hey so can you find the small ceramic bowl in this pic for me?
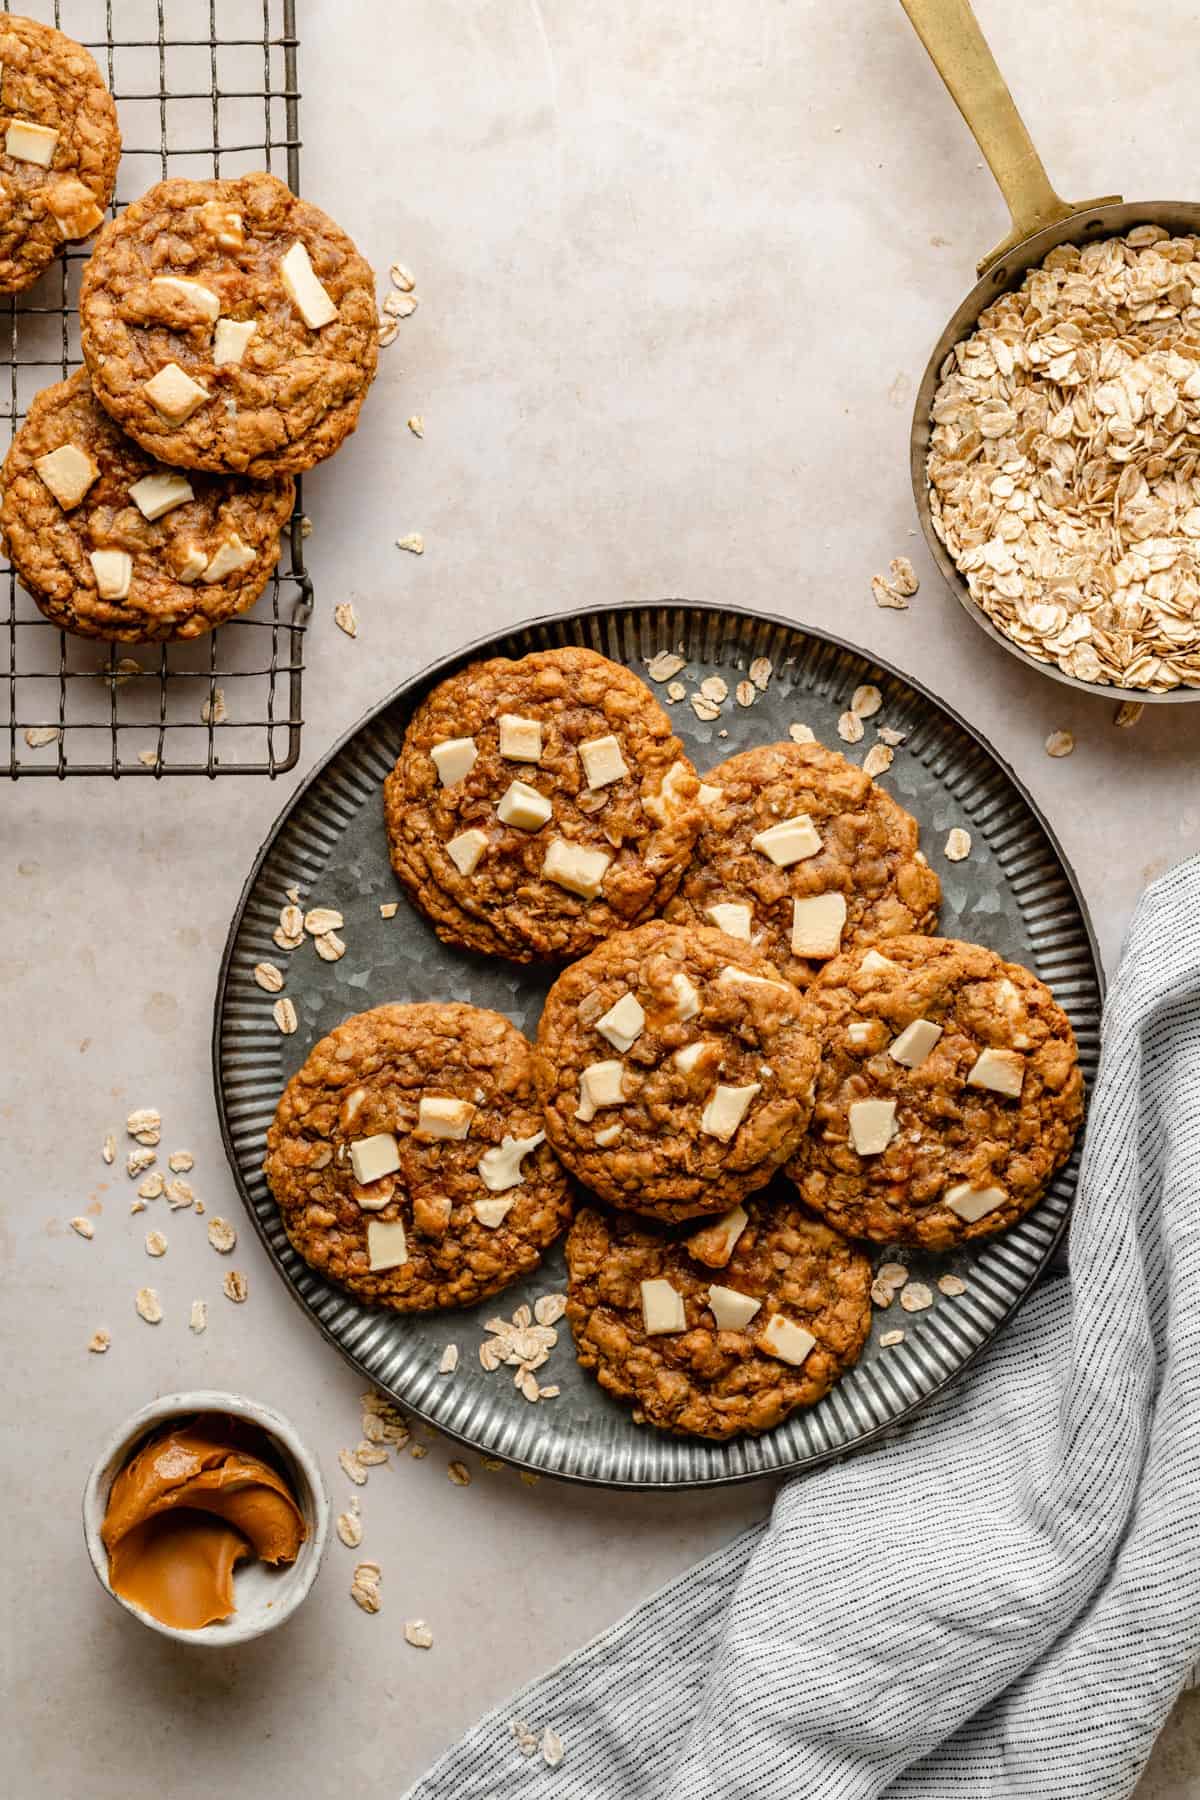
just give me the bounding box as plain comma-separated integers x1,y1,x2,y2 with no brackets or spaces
82,1389,329,1645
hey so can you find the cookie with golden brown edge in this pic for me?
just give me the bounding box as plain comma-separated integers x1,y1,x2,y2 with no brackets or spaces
79,172,377,477
0,16,120,293
534,919,821,1222
565,1198,872,1440
384,647,704,962
0,370,294,641
263,1003,573,1313
786,935,1084,1250
665,740,941,985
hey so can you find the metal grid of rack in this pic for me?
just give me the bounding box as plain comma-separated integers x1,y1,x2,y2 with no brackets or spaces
3,0,310,779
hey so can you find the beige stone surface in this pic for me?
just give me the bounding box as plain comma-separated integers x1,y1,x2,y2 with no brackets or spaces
2,0,1198,1793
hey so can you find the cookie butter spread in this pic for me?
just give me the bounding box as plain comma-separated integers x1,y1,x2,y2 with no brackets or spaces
101,1414,306,1630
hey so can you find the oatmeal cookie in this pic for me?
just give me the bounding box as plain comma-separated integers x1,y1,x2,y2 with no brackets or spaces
786,936,1084,1250
0,16,120,294
666,740,941,985
534,919,820,1221
79,172,377,476
0,369,294,641
264,1003,573,1312
565,1198,872,1439
384,648,704,962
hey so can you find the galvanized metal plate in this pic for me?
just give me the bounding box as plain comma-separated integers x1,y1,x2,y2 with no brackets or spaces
213,601,1101,1489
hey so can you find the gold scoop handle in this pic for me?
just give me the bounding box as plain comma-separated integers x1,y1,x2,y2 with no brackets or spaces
899,0,1120,274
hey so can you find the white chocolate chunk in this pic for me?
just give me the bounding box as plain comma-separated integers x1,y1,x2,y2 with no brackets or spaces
686,1204,749,1269
640,1278,687,1336
758,1313,816,1367
213,317,257,365
417,1096,475,1140
201,533,256,582
848,1098,897,1156
5,120,57,166
578,733,629,790
995,978,1033,1048
673,1039,717,1074
697,783,723,807
280,240,338,328
446,827,488,876
498,713,542,762
431,736,478,787
33,443,99,510
700,1081,760,1142
888,1019,943,1069
967,1047,1025,1098
174,545,208,584
718,965,790,995
350,1134,401,1185
707,1285,762,1331
944,1181,1008,1223
128,471,194,521
477,1131,544,1193
860,949,899,976
352,1178,394,1212
705,902,752,941
497,779,552,831
143,362,211,423
642,758,692,823
751,813,822,866
199,200,244,247
596,991,645,1053
45,177,103,238
575,1060,625,1121
846,1021,875,1048
791,893,847,959
594,1122,622,1146
149,275,221,322
542,838,610,901
670,971,701,1021
367,1219,409,1272
473,1194,516,1228
89,549,132,600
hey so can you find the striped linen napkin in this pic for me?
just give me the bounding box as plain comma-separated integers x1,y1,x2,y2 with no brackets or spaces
406,857,1200,1800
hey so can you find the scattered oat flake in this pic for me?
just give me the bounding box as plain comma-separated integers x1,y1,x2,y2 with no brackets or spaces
299,517,312,540
334,601,358,639
253,960,284,993
189,1299,207,1334
274,926,303,953
1115,701,1144,728
383,291,417,319
356,1443,389,1466
70,1216,94,1240
24,725,59,748
405,1619,434,1649
339,1449,368,1485
207,1217,237,1254
1045,730,1075,758
837,710,865,744
938,1274,968,1297
304,906,343,935
135,1287,163,1324
138,749,159,768
788,722,816,745
541,1728,566,1768
145,1230,167,1257
439,1343,459,1375
138,1172,164,1200
880,1328,905,1348
200,688,227,726
126,1148,156,1178
647,652,686,682
899,1281,934,1313
869,1279,894,1309
877,725,906,746
872,574,909,611
534,1294,567,1326
273,997,298,1035
690,694,721,721
448,1460,471,1487
129,1199,146,1215
396,533,424,554
127,1108,161,1140
379,901,399,919
944,827,972,862
407,414,424,438
851,684,883,718
390,261,416,292
88,1329,111,1354
862,743,893,778
280,902,304,937
337,1507,363,1549
165,1180,194,1209
168,1151,193,1174
350,1578,381,1614
735,679,756,707
314,930,346,962
194,1201,205,1216
101,1132,116,1165
889,556,919,596
877,1261,908,1290
749,656,773,691
222,1269,248,1303
699,675,728,704
378,319,399,348
665,680,686,702
410,1442,429,1459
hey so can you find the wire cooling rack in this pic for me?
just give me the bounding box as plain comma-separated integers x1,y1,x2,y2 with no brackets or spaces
3,0,311,778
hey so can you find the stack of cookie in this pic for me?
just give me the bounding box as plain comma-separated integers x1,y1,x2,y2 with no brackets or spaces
0,17,377,642
265,646,1085,1443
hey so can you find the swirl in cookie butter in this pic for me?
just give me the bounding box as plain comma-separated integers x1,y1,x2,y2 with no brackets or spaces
101,1414,306,1630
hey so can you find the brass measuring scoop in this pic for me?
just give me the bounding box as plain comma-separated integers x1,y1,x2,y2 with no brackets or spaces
903,0,1200,703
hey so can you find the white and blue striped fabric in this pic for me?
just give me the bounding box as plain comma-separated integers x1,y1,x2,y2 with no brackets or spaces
407,859,1200,1800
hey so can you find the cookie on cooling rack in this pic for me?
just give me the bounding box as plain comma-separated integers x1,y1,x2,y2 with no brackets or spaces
264,1002,574,1313
786,935,1084,1250
0,369,295,641
565,1197,872,1440
665,739,942,986
384,647,705,961
0,16,120,294
79,172,377,477
534,919,820,1222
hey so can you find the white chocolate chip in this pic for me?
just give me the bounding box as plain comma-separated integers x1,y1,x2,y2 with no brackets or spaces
417,1096,475,1140
143,362,211,423
199,201,244,246
34,443,99,510
213,317,257,365
498,713,542,763
700,1081,760,1141
353,1177,395,1212
718,965,790,995
751,814,822,867
431,736,478,787
640,1278,687,1336
888,1019,943,1069
685,1203,749,1268
674,1039,717,1075
45,176,103,238
445,827,488,875
542,838,610,901
149,275,221,321
595,992,645,1052
497,779,552,831
5,119,57,166
280,240,338,328
846,1020,876,1048
174,545,208,584
350,1134,401,1185
89,550,132,600
790,893,847,959
758,1313,816,1367
848,1098,897,1155
477,1131,544,1192
593,1123,622,1146
944,1181,1008,1223
697,782,723,806
707,1285,762,1331
473,1194,516,1228
860,949,899,976
128,471,194,521
705,902,752,940
944,827,972,863
575,1060,626,1121
367,1219,409,1271
670,971,701,1021
967,1047,1025,1098
577,733,629,790
642,758,692,823
201,533,256,582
